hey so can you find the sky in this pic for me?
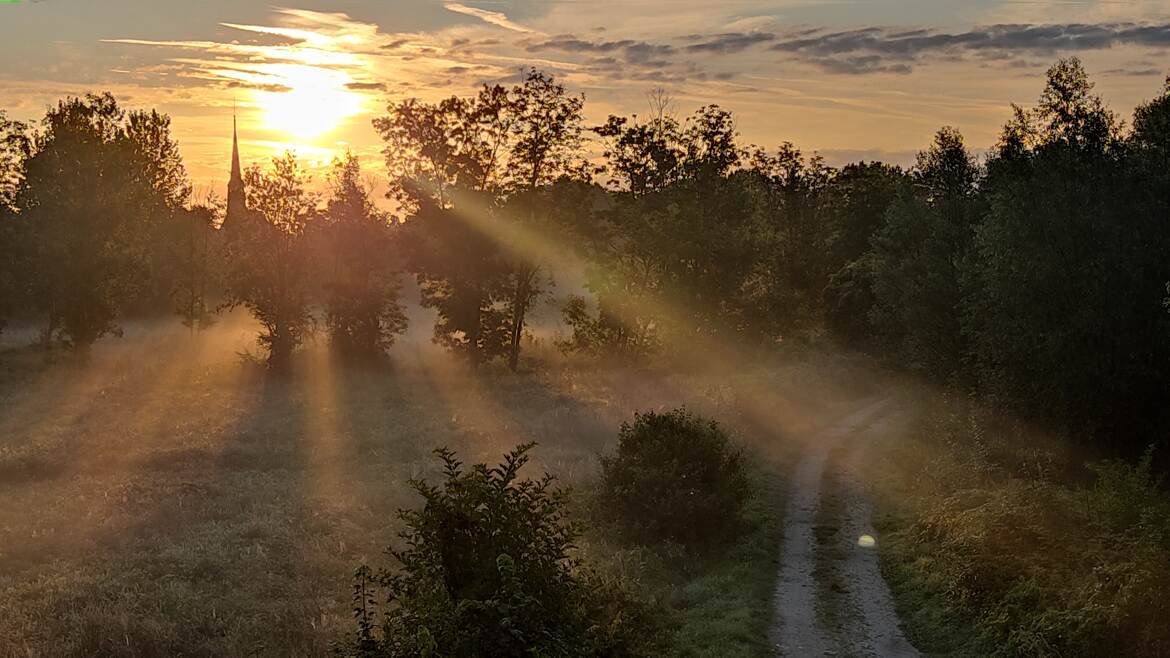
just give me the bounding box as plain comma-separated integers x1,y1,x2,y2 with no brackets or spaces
1,0,1168,199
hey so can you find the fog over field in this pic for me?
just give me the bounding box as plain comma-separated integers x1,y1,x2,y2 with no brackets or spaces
4,2,1170,655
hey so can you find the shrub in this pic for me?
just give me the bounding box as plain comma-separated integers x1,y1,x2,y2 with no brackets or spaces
600,409,750,547
339,443,665,658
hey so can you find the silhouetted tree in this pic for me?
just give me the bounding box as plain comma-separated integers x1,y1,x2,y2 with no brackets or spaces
869,127,980,378
821,162,907,347
0,111,30,336
16,94,190,350
317,153,407,357
222,152,318,370
572,104,759,350
125,109,193,313
172,200,219,332
500,70,588,370
376,87,512,368
966,58,1170,447
376,70,587,369
743,143,835,339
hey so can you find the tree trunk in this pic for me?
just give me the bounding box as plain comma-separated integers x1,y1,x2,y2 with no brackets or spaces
507,268,536,371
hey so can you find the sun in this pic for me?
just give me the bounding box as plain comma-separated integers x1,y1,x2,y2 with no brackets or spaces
253,64,366,142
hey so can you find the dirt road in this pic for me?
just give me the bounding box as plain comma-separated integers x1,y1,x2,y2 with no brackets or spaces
770,398,919,657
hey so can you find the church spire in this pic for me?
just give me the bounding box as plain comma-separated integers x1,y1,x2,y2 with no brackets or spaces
225,104,247,229
230,111,241,183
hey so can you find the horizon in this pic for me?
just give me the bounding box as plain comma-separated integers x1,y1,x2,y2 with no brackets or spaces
2,0,1169,200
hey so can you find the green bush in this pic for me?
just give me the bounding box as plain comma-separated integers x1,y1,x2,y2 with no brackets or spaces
600,409,750,547
338,443,666,658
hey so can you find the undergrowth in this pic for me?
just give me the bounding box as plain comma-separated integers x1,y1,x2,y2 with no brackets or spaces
579,464,784,658
871,394,1170,657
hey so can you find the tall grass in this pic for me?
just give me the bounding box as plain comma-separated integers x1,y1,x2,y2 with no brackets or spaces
871,394,1170,657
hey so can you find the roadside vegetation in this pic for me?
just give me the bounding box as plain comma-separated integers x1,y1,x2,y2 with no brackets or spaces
338,409,783,658
870,392,1170,657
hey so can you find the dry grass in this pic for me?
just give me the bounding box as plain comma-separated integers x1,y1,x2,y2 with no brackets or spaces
867,391,1170,657
0,314,863,657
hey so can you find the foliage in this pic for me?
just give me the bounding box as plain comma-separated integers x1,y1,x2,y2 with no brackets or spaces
317,153,407,357
171,202,220,332
874,398,1170,657
868,127,980,378
340,444,665,657
14,93,190,349
0,110,31,335
375,70,587,369
966,58,1170,448
600,409,749,547
221,152,319,369
821,162,907,347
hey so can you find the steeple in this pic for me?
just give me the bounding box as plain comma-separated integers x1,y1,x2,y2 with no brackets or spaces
230,113,241,183
225,106,247,229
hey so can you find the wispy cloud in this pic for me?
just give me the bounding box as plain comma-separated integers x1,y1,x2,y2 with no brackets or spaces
443,2,534,34
771,23,1170,73
684,32,776,54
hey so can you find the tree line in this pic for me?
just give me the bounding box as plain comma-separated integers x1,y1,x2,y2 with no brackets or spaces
1,60,1168,454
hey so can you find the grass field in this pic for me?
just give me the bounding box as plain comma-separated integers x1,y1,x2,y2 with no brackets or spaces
0,314,865,656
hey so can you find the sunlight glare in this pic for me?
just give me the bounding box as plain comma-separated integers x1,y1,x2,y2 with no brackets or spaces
253,64,366,142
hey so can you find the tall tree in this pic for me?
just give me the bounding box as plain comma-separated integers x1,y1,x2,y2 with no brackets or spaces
222,152,319,370
821,162,907,347
172,200,219,333
869,127,980,377
376,88,512,368
125,109,194,313
573,104,759,350
500,70,587,370
965,58,1170,447
376,70,587,369
316,153,407,357
17,93,189,350
744,143,835,339
0,111,30,336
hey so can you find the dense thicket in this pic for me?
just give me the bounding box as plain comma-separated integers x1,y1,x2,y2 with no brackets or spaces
1,60,1167,454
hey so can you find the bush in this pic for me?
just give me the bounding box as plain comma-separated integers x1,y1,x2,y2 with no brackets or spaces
339,444,665,658
600,409,750,547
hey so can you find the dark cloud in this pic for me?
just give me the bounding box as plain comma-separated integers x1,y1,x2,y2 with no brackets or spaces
685,32,775,54
527,35,675,66
222,80,292,93
346,81,386,90
1101,67,1165,76
380,38,410,50
771,23,1170,73
523,22,1170,82
807,55,913,75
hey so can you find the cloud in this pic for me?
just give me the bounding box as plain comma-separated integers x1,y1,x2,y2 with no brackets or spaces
443,3,533,34
1101,67,1165,76
808,56,912,75
526,36,676,66
684,32,775,54
770,22,1170,73
345,81,387,90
